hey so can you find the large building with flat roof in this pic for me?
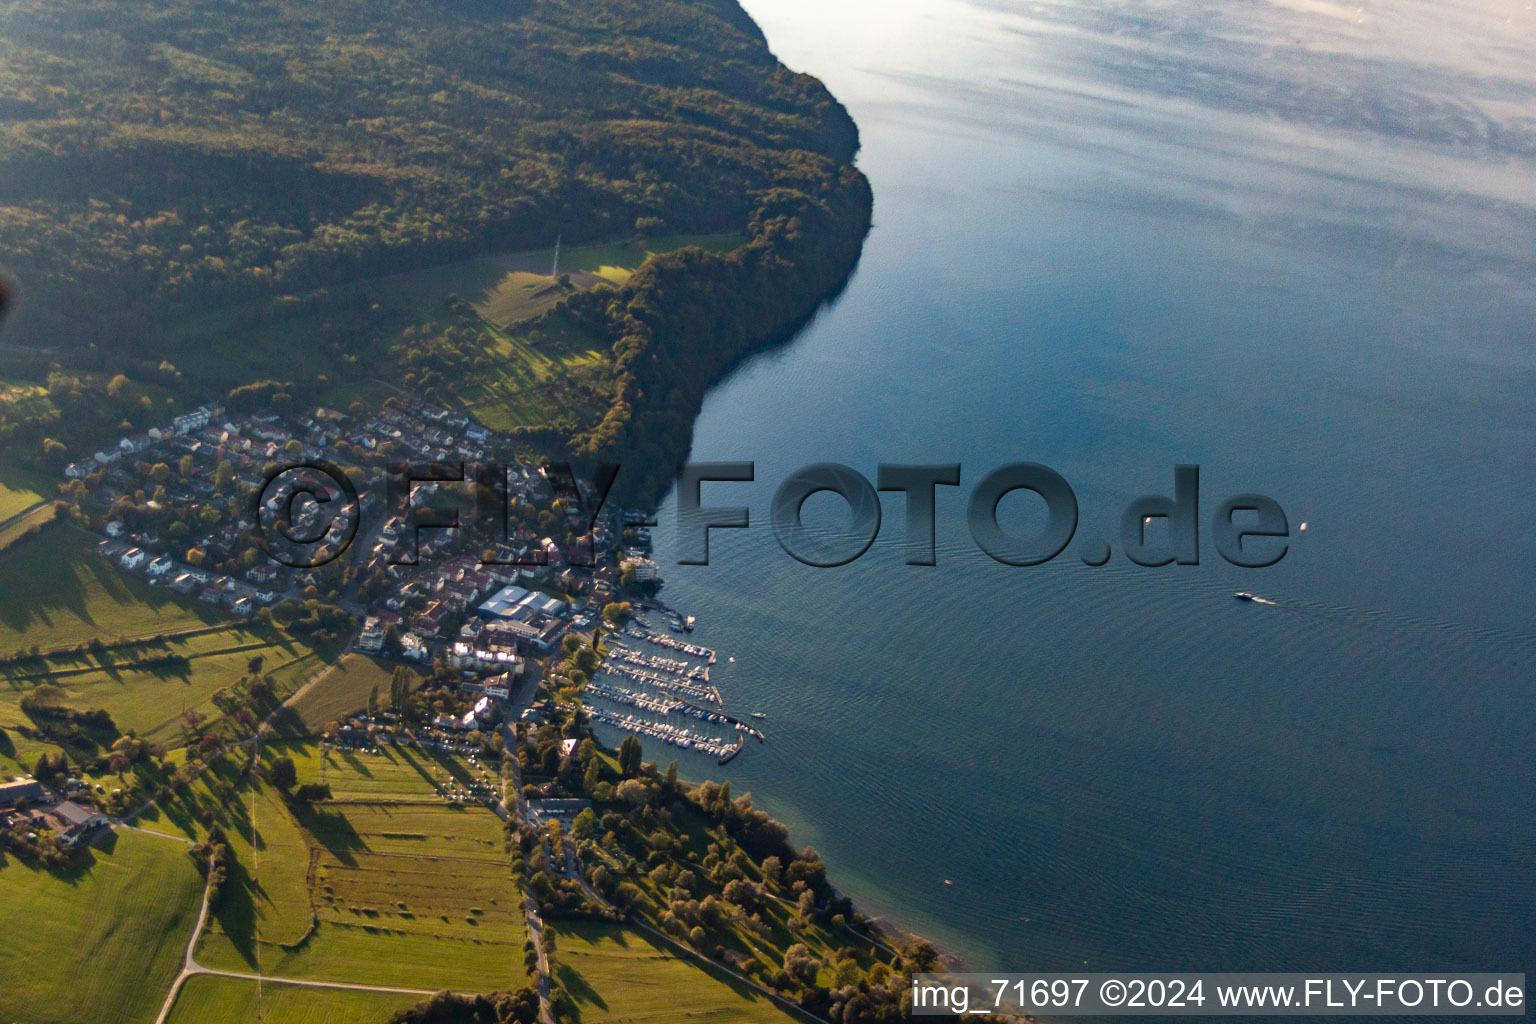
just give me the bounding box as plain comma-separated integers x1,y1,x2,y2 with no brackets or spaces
478,584,567,621
0,779,44,806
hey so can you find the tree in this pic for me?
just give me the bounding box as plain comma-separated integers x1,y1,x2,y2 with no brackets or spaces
367,684,379,717
108,752,132,778
616,778,650,807
294,782,332,802
618,734,642,777
903,940,940,973
793,888,815,928
761,855,783,887
723,878,759,910
783,943,820,985
389,666,411,713
269,756,298,792
247,654,265,675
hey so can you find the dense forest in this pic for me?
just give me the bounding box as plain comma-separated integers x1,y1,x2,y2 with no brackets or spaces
0,0,865,340
0,0,870,500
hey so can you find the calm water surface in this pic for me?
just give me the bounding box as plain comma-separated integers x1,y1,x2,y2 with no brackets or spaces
623,0,1536,971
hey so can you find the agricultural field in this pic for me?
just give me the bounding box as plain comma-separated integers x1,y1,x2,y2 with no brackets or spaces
551,920,795,1024
166,975,419,1024
211,918,522,992
0,502,56,553
0,433,52,522
279,655,422,735
382,233,746,323
269,738,500,803
195,741,521,992
0,530,223,653
0,480,44,525
0,831,205,1024
382,232,746,432
150,232,743,420
0,628,321,747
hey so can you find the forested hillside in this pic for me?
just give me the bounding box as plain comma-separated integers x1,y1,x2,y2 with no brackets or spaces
0,0,870,498
0,0,863,342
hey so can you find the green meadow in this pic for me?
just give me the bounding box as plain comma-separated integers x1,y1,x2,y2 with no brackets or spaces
0,530,222,653
278,654,422,735
0,629,321,747
269,738,500,803
193,741,521,991
0,831,204,1024
165,975,418,1024
552,919,795,1024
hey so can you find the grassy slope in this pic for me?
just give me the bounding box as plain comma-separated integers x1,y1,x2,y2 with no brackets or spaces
0,529,319,777
553,919,794,1024
0,530,222,652
279,654,421,735
0,447,52,522
195,741,522,991
166,975,417,1024
0,629,320,746
379,232,746,433
0,831,204,1024
0,481,43,522
0,501,57,553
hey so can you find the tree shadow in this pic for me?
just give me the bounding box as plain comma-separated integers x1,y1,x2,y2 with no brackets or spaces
554,962,606,1016
292,802,367,864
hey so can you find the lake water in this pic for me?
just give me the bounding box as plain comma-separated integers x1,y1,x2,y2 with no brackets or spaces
633,0,1536,971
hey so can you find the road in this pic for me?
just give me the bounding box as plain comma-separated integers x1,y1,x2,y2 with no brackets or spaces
525,899,557,1024
147,825,453,1024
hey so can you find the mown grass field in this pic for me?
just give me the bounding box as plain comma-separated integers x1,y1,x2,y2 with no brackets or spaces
272,738,500,803
385,232,746,432
166,975,419,1024
0,530,223,652
384,233,745,320
0,446,51,522
552,920,794,1024
450,321,610,431
213,918,522,992
279,654,422,735
0,831,204,1024
0,482,43,523
0,628,321,746
196,741,520,991
0,501,56,553
476,271,575,328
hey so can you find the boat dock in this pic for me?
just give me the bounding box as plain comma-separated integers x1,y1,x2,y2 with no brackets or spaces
587,707,739,761
590,613,755,765
629,628,716,662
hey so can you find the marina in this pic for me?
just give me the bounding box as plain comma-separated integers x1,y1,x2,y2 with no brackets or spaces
588,706,743,762
582,612,763,763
